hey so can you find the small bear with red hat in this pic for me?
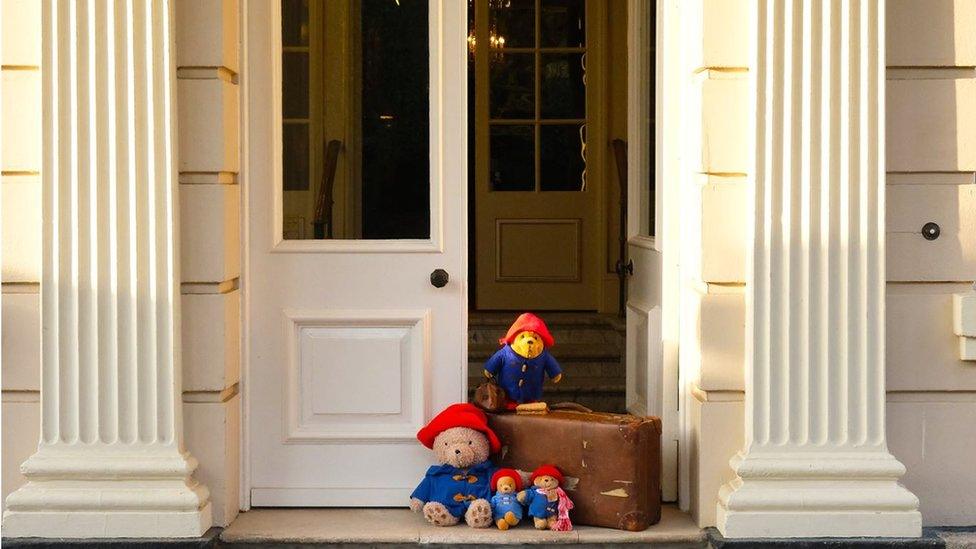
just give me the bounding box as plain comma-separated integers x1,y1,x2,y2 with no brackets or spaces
489,468,525,530
517,464,574,531
409,403,500,527
483,312,563,413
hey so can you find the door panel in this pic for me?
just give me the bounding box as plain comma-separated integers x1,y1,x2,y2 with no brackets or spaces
245,0,467,506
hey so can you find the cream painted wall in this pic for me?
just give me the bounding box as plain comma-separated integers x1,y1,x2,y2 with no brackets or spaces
685,0,976,528
2,0,973,531
0,0,243,527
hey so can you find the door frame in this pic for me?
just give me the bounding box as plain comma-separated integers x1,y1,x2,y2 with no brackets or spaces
238,0,688,512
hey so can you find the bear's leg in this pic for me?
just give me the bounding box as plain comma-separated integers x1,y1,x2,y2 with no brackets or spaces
422,502,459,527
533,517,548,529
496,518,509,530
547,516,558,529
464,499,493,528
504,511,519,526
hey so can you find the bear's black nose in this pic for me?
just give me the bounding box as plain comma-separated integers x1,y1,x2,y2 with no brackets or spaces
455,449,461,455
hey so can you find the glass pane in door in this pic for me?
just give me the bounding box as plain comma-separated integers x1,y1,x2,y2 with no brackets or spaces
540,0,585,47
280,0,430,240
540,124,585,191
490,125,535,191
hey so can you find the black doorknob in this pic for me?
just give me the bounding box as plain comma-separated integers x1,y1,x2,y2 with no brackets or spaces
922,222,941,241
430,269,449,288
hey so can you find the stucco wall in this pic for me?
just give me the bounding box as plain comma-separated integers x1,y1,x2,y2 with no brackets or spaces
0,0,243,527
686,0,976,528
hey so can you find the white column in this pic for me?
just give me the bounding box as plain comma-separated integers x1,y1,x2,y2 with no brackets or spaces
2,0,211,538
716,0,921,538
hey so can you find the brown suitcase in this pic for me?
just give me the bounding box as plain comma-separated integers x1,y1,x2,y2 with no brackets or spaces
487,406,662,531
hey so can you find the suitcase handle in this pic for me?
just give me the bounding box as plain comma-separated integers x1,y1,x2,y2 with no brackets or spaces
549,402,594,413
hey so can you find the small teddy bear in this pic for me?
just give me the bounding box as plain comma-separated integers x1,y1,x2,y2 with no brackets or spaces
409,403,499,528
517,464,574,531
489,468,524,530
483,313,563,413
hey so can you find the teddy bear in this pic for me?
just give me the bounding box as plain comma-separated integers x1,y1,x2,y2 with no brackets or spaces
489,468,524,530
409,403,499,528
517,464,574,531
483,312,563,413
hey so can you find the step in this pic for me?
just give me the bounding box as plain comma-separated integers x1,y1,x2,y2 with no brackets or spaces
219,506,705,547
467,360,624,379
469,311,627,330
467,343,622,362
469,314,625,347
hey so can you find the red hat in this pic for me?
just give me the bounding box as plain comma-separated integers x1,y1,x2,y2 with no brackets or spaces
491,468,524,492
416,403,501,454
499,312,555,348
529,464,564,485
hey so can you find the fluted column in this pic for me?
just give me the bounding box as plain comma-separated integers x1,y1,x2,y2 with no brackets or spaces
2,0,211,538
716,0,920,538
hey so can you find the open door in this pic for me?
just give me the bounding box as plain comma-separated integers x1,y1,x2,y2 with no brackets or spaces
623,0,678,501
244,0,468,505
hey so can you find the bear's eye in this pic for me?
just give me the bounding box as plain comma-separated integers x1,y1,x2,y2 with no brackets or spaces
443,442,447,446
467,440,472,445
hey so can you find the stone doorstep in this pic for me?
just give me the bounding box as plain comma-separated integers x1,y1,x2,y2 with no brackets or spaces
217,505,705,547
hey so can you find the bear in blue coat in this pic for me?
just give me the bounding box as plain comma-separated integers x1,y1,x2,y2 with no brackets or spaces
409,403,500,528
483,313,563,413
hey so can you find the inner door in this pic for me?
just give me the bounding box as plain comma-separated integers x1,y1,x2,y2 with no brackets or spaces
473,0,606,310
245,0,468,506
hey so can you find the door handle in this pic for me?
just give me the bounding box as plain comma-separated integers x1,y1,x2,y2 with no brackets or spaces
430,269,450,288
615,259,634,276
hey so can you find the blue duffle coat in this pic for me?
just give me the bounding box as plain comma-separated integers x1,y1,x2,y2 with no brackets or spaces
490,492,524,521
522,488,559,519
483,345,562,403
410,461,495,518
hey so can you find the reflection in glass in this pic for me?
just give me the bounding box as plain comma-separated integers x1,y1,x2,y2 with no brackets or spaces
281,0,309,46
491,125,535,191
282,124,310,191
489,0,535,48
541,0,585,47
282,52,309,119
280,0,430,240
490,53,535,119
541,53,585,119
540,124,585,191
361,0,429,239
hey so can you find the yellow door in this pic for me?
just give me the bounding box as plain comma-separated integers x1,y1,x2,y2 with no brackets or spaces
473,0,607,310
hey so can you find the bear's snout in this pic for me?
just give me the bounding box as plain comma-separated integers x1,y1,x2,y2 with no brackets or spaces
455,449,462,455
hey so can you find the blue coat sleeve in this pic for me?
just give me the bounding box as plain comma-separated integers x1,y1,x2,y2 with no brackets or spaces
410,472,432,502
484,347,506,377
544,352,562,379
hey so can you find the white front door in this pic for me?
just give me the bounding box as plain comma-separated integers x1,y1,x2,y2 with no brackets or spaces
243,0,468,506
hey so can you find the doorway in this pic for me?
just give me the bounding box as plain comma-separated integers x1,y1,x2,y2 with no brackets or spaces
241,0,677,509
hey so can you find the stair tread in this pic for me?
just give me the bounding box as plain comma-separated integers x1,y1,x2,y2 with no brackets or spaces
467,376,625,393
469,312,626,331
468,342,622,361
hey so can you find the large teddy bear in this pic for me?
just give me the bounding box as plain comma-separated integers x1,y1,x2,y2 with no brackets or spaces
409,403,499,527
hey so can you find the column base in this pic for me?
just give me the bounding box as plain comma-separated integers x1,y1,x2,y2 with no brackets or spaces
2,450,212,538
716,451,922,538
